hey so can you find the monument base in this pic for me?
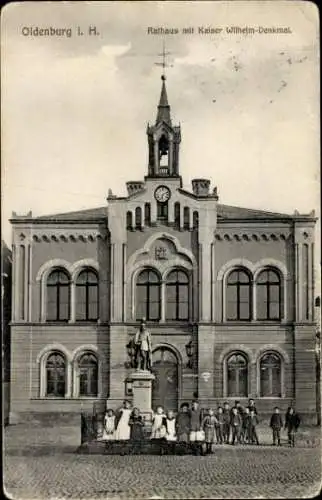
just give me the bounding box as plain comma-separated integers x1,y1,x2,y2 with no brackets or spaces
129,369,155,424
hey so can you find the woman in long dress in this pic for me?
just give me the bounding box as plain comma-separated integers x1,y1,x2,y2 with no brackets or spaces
115,400,132,440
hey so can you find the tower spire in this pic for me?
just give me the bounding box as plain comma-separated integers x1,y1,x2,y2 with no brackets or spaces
155,41,172,125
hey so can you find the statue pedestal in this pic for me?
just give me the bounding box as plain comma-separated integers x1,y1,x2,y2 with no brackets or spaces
130,370,155,425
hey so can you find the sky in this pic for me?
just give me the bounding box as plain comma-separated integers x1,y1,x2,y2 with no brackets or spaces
1,1,320,287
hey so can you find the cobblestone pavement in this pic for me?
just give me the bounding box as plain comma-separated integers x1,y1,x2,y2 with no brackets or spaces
4,425,322,499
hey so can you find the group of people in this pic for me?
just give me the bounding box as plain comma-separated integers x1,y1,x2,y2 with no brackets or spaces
100,398,301,452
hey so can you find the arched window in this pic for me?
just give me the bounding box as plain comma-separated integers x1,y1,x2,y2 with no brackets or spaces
256,269,281,320
174,202,180,227
46,269,70,321
46,352,66,397
183,207,190,229
126,211,133,230
76,270,99,321
144,203,151,225
193,211,199,229
260,352,282,397
166,270,189,321
78,353,98,397
226,269,252,321
135,207,142,229
136,269,161,321
227,353,248,397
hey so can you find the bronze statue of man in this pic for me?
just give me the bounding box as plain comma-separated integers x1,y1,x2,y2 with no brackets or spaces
134,318,152,371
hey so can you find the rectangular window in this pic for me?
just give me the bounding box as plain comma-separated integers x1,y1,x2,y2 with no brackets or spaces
178,301,188,320
149,285,160,320
302,244,309,320
47,287,58,321
88,286,98,320
257,285,267,320
59,286,70,321
136,286,147,320
76,287,86,320
226,286,237,320
260,366,270,396
19,245,25,320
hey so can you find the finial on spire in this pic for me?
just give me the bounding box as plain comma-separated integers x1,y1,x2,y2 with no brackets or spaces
155,40,171,80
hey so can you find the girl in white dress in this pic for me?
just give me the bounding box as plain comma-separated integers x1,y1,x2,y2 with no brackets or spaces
166,410,177,441
151,406,167,439
115,400,132,440
102,409,116,440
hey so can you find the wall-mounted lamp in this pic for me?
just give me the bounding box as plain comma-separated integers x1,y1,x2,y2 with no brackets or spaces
185,340,194,369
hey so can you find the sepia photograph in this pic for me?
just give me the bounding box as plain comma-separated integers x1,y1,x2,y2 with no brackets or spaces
1,1,321,498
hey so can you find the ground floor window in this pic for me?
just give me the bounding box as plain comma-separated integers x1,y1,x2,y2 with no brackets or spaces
46,352,66,397
260,352,282,397
226,352,248,397
79,353,98,397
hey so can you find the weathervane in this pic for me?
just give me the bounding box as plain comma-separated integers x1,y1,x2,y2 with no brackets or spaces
154,41,172,80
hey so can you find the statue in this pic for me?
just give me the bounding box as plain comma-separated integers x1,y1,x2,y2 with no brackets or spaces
133,318,152,371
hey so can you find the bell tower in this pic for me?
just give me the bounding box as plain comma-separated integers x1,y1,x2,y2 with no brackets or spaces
146,74,181,179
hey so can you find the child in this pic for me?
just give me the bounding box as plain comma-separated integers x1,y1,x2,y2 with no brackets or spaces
215,406,224,444
129,407,145,446
249,409,259,445
270,407,283,446
175,402,190,443
151,406,167,439
115,400,132,440
202,408,217,454
241,407,250,444
189,400,203,442
166,410,177,442
230,407,242,445
284,407,301,447
102,408,116,440
223,402,231,444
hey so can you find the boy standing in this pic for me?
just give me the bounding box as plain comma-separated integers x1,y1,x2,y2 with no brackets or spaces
215,406,225,444
230,407,242,445
241,407,251,444
249,409,259,445
189,400,203,455
270,407,283,446
223,402,231,444
284,407,301,447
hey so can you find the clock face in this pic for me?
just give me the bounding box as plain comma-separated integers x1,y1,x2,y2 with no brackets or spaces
154,186,171,203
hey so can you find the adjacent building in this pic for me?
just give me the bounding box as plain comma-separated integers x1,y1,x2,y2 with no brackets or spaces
9,76,317,423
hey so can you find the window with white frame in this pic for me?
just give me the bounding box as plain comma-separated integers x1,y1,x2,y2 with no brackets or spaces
136,269,161,321
45,351,66,397
226,269,252,321
256,269,281,321
165,269,189,321
260,352,282,397
46,269,70,322
78,353,98,397
76,269,99,321
226,352,248,397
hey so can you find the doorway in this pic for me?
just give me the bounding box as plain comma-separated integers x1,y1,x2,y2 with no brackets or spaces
152,347,179,412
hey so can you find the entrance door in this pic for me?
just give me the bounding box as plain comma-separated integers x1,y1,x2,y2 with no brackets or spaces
152,347,179,412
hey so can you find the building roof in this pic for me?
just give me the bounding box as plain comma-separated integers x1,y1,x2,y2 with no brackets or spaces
217,204,294,220
15,203,308,223
34,206,107,222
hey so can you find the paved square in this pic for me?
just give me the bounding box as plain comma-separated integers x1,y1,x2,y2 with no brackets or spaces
4,424,322,499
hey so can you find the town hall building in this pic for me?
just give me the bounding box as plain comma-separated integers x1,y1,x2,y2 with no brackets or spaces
9,75,317,423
